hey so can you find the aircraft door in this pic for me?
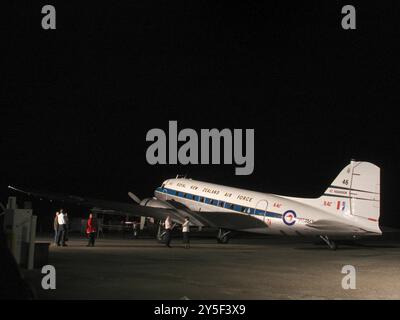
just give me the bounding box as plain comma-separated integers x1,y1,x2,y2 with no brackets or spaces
255,199,269,223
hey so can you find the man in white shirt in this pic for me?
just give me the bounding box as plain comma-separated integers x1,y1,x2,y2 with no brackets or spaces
56,209,67,247
182,217,190,249
164,215,172,248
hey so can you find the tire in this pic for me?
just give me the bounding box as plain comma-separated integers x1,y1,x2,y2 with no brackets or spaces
157,232,167,243
220,235,229,244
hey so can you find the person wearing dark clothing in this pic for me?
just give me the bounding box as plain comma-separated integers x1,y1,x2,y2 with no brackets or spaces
64,213,69,243
56,209,67,246
53,212,59,245
57,224,67,246
86,213,97,247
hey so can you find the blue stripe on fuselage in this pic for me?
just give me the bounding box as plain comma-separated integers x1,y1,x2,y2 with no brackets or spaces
155,187,282,219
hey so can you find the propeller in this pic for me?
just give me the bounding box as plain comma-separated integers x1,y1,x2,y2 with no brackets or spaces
128,192,141,204
128,192,146,230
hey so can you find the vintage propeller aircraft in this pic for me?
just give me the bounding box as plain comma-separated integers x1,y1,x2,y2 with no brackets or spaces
9,160,381,250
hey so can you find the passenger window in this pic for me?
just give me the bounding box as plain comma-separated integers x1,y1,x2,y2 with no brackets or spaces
225,203,233,209
219,201,225,207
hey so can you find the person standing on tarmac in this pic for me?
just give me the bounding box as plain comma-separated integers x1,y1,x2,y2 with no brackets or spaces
86,213,97,247
56,209,67,247
64,212,69,244
182,217,190,249
53,212,59,246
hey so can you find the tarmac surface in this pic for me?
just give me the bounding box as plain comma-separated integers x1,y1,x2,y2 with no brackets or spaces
24,233,400,300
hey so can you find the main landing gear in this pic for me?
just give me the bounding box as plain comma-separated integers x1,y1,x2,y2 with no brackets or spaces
320,235,338,250
217,229,231,244
156,221,167,243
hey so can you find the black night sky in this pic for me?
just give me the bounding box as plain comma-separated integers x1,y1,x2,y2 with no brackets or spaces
2,1,400,228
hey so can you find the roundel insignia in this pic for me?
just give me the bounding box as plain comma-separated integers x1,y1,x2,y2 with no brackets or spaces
283,210,297,226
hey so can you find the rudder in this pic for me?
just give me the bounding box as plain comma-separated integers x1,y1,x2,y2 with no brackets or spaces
324,160,381,233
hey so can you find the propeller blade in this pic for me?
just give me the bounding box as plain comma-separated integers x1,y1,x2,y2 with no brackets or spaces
128,192,141,204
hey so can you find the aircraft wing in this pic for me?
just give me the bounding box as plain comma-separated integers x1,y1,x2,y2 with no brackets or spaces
8,186,183,224
8,186,266,231
306,220,368,233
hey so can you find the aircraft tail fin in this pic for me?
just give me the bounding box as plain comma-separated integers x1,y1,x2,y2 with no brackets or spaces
321,160,381,234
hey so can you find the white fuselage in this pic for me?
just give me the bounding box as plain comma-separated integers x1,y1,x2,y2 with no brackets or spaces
154,178,372,237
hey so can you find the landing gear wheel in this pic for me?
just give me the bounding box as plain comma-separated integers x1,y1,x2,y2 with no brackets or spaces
156,222,166,243
217,229,231,244
157,232,167,243
218,235,229,244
